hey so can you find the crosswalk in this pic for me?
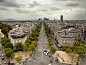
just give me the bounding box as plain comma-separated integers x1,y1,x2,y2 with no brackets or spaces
37,49,50,52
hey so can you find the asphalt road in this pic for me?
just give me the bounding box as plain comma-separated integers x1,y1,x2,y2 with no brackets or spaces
0,43,7,65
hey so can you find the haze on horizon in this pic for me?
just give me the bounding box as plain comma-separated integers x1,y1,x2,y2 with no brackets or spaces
0,0,86,20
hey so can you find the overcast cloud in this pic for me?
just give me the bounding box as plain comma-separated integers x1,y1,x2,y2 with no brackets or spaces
0,0,86,20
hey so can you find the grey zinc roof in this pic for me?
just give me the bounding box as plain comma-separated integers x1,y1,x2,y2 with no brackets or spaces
59,34,74,38
69,30,80,33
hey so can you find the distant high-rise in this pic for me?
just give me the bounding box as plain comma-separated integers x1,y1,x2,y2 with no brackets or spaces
60,15,63,22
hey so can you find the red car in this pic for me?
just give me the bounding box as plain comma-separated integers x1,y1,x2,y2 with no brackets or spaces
81,55,84,58
44,50,47,52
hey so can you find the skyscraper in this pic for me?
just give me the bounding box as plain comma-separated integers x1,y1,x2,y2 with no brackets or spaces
60,15,63,22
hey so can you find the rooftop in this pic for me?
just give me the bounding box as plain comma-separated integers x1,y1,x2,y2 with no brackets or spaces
69,29,80,33
11,34,27,39
59,34,74,38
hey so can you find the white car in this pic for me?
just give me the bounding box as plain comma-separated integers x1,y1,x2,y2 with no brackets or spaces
45,53,47,55
4,60,6,64
48,64,51,65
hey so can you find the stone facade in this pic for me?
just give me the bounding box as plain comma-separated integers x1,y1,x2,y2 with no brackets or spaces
11,34,27,46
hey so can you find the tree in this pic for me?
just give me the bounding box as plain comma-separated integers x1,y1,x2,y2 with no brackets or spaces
50,46,57,53
62,44,70,51
23,45,28,55
1,27,8,34
75,41,80,46
31,41,37,47
80,40,85,44
4,48,12,53
7,25,12,31
70,46,75,51
76,46,85,65
29,45,36,52
34,37,38,41
16,56,22,62
48,38,52,42
5,48,14,64
1,37,10,46
4,42,13,49
25,42,29,47
15,42,23,51
25,39,31,44
49,42,54,46
66,48,72,54
29,52,33,57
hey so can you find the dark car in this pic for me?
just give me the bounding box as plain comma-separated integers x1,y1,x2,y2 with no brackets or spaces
48,54,51,57
50,59,53,63
2,57,4,60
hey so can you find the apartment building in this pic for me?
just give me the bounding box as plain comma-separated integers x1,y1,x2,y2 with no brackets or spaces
11,34,27,46
58,34,75,46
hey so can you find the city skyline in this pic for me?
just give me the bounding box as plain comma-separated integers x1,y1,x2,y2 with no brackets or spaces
0,0,86,20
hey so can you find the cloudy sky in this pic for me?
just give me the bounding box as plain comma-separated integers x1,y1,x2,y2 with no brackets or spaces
0,0,86,20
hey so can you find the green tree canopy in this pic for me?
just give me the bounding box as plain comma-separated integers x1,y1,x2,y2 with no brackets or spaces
1,27,8,34
50,46,57,53
1,37,10,46
4,48,12,53
16,56,22,62
66,48,72,54
29,52,33,56
4,42,13,49
80,40,85,44
62,44,70,51
15,42,23,50
25,42,29,47
25,39,31,44
75,41,80,46
5,48,14,59
29,45,36,52
49,42,54,46
23,45,28,51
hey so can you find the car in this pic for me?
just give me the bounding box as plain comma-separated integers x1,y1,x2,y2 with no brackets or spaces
2,57,4,60
2,54,4,57
48,64,51,65
45,53,47,56
44,50,47,52
50,59,53,63
85,53,86,56
48,54,51,57
4,60,6,64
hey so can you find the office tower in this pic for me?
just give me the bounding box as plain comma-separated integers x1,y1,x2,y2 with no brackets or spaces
60,15,63,22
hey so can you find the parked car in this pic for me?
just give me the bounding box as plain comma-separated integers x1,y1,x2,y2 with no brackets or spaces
48,54,51,57
57,44,62,48
50,59,53,63
44,50,47,52
45,53,47,56
2,54,4,57
4,60,6,64
2,57,4,60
